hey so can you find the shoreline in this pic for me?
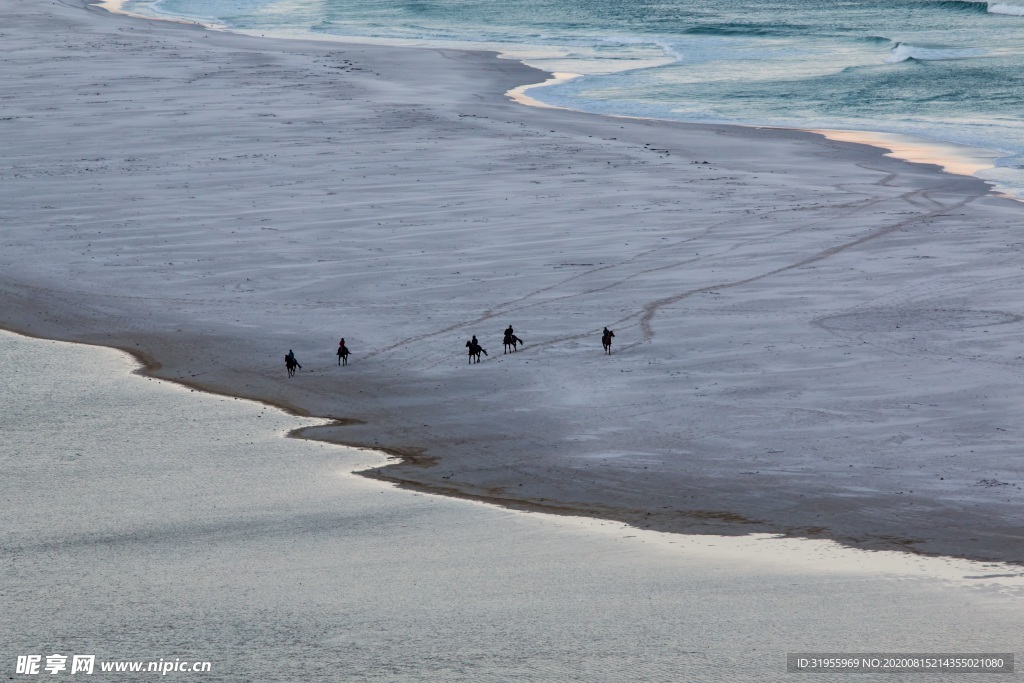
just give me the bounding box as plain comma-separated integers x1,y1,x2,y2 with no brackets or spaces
98,0,1013,198
808,128,1007,193
6,316,1020,570
9,328,1024,683
6,0,1024,564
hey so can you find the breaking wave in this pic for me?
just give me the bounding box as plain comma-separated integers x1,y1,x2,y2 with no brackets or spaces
884,43,987,63
988,2,1024,15
918,0,991,12
922,0,1024,14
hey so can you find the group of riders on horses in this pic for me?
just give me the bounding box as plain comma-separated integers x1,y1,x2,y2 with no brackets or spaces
467,325,525,363
286,326,614,375
285,338,347,376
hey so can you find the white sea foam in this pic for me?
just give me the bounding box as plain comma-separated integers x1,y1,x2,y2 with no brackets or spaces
108,0,1024,201
988,2,1024,15
884,42,986,63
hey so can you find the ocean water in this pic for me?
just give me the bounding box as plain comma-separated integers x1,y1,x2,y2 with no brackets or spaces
4,331,1024,680
119,0,1024,195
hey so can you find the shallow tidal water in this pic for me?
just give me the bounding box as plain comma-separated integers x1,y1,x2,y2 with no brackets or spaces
1,329,1022,681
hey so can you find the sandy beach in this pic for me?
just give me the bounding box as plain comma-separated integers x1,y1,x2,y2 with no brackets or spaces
3,0,1024,563
7,330,1023,681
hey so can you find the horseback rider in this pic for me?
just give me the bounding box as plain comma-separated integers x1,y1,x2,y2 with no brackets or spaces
466,335,487,362
286,349,301,369
503,325,523,353
602,327,615,353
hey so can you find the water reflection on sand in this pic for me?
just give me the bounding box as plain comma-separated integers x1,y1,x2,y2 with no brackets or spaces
1,329,1020,681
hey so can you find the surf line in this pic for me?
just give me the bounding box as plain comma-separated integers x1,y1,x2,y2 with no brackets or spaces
506,72,584,109
809,128,1001,178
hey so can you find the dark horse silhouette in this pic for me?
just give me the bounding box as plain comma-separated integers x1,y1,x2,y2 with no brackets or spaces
337,343,350,366
466,339,487,364
285,354,301,377
601,327,615,355
503,331,523,354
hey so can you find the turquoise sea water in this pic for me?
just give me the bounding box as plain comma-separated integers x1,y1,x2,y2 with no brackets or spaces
122,0,1024,193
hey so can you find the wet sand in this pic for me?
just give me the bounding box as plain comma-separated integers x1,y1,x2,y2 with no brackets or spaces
3,0,1024,563
6,328,1024,681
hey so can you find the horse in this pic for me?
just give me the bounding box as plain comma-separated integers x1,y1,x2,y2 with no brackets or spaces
602,328,615,355
503,331,523,354
285,354,300,377
466,340,487,364
337,343,350,366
